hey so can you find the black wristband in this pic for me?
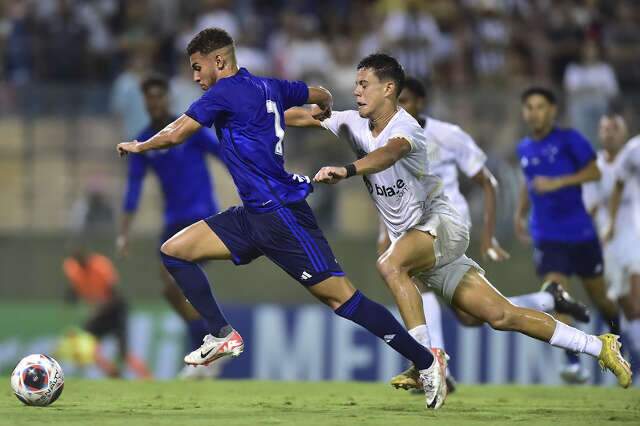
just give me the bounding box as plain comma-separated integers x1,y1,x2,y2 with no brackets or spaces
344,163,357,178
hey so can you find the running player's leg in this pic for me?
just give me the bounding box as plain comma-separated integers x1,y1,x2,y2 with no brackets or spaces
377,229,437,346
583,275,620,330
307,275,446,407
451,267,632,387
421,290,444,349
259,201,445,408
619,275,640,369
160,265,211,354
160,220,233,340
573,239,620,331
308,275,432,369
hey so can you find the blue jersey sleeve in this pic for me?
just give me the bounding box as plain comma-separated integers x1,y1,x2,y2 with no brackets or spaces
122,153,148,213
566,129,596,169
194,128,221,158
277,79,309,110
185,83,230,128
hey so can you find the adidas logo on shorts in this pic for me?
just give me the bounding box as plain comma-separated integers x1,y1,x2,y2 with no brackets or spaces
300,271,312,280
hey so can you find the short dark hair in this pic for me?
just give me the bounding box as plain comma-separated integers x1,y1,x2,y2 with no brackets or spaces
357,53,405,97
402,77,427,99
187,27,234,56
521,86,556,104
141,75,169,94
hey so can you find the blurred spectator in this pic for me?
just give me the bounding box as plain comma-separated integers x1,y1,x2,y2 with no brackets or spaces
1,0,35,86
69,174,115,236
378,0,452,81
564,40,618,145
468,1,510,82
275,13,334,82
170,61,202,116
35,0,89,82
194,0,240,39
605,1,640,90
110,51,151,139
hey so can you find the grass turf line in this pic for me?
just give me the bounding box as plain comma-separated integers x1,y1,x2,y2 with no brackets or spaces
1,379,638,426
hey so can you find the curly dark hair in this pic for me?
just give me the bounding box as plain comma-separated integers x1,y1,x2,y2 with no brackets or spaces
187,28,234,56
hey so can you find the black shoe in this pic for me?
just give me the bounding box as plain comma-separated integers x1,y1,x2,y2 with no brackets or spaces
446,374,457,394
542,281,590,323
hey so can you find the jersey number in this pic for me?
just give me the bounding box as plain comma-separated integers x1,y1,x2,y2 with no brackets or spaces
266,100,285,155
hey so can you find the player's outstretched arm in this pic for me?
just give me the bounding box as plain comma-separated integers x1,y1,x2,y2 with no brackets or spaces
532,159,601,193
314,138,411,184
604,180,624,243
284,106,323,128
117,115,202,156
472,167,510,261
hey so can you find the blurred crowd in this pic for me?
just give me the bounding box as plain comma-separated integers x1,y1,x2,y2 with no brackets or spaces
2,0,640,90
2,0,640,232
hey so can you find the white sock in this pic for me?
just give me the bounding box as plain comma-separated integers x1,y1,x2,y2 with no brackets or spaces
421,292,444,349
549,321,602,357
509,292,554,313
408,324,432,350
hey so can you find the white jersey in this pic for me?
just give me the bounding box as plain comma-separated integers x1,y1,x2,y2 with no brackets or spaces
582,150,636,239
321,108,444,237
613,135,640,238
422,117,487,226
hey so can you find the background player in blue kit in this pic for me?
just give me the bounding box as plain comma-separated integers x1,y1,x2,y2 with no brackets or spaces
117,28,446,409
117,75,223,378
514,87,620,382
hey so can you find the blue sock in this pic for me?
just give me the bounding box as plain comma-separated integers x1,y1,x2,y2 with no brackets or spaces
161,252,230,337
187,319,209,351
335,290,434,370
565,350,580,365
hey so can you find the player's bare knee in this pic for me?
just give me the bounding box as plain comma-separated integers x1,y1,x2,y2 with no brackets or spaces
161,239,191,261
376,257,408,285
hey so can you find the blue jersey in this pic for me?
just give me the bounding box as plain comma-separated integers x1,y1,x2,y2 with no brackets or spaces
123,121,221,227
517,127,597,242
185,68,311,213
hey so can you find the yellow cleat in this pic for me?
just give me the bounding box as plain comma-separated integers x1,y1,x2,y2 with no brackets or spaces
598,334,632,388
390,365,421,390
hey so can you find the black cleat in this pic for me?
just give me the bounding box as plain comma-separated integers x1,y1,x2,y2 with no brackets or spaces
542,281,591,323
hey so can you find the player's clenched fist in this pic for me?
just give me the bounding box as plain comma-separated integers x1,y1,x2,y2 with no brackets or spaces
313,166,347,184
117,141,141,157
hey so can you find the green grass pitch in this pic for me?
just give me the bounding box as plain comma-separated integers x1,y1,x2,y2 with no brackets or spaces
1,380,638,425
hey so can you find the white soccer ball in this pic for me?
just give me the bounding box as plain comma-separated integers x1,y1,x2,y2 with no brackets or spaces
11,354,65,406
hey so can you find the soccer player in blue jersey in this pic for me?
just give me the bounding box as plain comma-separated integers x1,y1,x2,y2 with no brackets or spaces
117,28,447,409
514,87,621,382
117,75,222,378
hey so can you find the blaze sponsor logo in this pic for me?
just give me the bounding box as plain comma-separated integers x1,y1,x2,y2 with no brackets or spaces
365,178,407,198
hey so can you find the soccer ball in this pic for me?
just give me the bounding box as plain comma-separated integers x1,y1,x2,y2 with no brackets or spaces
11,354,65,406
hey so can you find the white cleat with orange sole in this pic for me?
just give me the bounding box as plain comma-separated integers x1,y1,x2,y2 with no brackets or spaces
184,329,244,366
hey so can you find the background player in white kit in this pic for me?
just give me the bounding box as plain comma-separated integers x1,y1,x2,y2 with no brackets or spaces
591,114,640,373
380,77,590,390
285,53,632,393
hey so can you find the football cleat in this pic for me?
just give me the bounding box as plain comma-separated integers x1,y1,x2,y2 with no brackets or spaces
184,329,244,366
542,281,590,323
390,365,420,390
419,348,448,410
598,334,632,388
559,363,590,384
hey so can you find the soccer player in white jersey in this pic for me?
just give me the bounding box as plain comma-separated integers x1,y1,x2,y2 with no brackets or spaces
381,77,591,390
592,114,640,372
285,53,632,393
